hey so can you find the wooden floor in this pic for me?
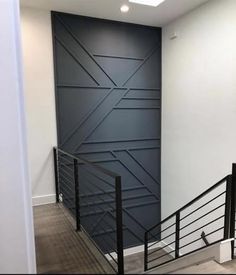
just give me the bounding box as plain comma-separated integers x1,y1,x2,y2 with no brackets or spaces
170,259,236,274
34,203,236,274
34,203,172,274
34,204,113,274
170,260,229,274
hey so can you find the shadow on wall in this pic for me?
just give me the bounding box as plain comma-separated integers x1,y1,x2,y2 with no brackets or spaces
31,148,55,197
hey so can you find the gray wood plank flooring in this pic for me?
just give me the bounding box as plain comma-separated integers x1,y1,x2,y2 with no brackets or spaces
34,203,236,274
34,204,112,274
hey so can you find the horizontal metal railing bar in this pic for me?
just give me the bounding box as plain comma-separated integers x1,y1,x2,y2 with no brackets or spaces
80,184,117,232
80,186,117,233
148,239,176,257
81,201,160,217
80,165,115,189
147,213,178,234
60,183,74,196
80,200,115,210
80,170,116,198
59,178,74,193
59,160,74,170
59,160,74,171
80,208,112,218
97,220,116,242
147,222,176,248
59,161,74,172
60,185,74,198
81,172,156,207
180,191,226,222
180,203,225,231
124,193,155,201
78,176,123,271
59,173,74,187
59,161,74,170
59,173,73,186
146,175,229,233
80,190,115,198
80,206,109,218
179,226,224,250
147,248,176,264
92,228,117,238
58,154,74,164
80,193,155,208
57,148,120,178
55,146,123,273
148,231,176,255
125,200,159,210
179,214,225,241
59,175,74,189
59,167,74,181
81,200,115,209
80,174,117,212
79,185,146,199
81,167,159,211
82,184,158,241
60,183,74,194
147,238,225,271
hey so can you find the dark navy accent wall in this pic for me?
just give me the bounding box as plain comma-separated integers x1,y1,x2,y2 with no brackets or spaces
52,11,161,249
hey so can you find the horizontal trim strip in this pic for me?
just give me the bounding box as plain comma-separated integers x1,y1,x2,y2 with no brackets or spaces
93,53,144,61
83,137,160,144
57,84,161,91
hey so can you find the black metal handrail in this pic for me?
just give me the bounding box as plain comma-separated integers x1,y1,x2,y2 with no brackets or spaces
53,147,124,274
144,164,236,271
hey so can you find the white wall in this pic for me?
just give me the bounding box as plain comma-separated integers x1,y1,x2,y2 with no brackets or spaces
0,0,36,273
162,0,236,217
21,7,57,205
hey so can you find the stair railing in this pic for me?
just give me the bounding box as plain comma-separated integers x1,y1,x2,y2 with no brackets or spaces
144,164,236,271
53,147,124,274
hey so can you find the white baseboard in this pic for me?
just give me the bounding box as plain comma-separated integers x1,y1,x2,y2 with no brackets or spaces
32,194,56,206
123,242,160,257
161,240,181,257
105,241,162,261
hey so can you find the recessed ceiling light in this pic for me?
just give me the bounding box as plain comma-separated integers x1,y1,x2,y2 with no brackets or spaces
120,5,130,13
129,0,165,7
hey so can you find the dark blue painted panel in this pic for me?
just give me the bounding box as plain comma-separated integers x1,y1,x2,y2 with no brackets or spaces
52,12,161,250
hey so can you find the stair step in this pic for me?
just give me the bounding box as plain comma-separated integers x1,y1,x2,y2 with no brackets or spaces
170,260,231,274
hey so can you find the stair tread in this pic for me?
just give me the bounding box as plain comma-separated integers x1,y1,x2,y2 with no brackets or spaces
169,260,231,274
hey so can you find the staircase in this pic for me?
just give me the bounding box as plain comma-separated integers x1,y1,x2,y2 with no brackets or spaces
53,146,236,274
144,164,236,274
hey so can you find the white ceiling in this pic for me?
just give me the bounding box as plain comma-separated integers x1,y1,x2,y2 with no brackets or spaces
20,0,209,27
